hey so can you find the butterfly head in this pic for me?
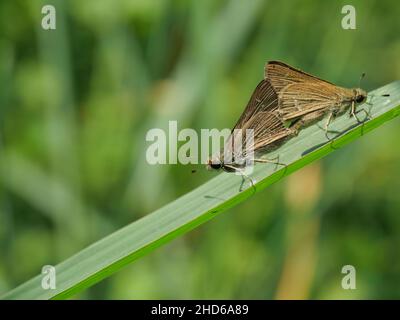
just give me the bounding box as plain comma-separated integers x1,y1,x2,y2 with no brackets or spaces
353,88,367,104
206,156,222,171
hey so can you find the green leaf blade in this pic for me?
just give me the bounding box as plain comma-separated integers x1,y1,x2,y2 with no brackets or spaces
2,81,400,300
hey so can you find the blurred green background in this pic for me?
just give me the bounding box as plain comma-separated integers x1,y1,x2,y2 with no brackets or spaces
1,0,400,299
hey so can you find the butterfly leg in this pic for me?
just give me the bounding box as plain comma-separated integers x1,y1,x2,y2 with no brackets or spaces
254,157,279,164
254,156,286,171
224,164,256,192
355,108,371,137
324,112,334,137
239,171,256,193
239,175,245,192
365,100,373,106
323,111,342,142
350,101,371,137
350,101,363,123
366,94,376,105
355,108,371,121
287,126,299,137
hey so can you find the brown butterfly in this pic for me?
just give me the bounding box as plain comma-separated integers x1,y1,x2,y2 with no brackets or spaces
264,61,369,134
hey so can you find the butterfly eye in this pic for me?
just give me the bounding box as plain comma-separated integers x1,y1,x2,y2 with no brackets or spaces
356,95,365,103
210,163,222,170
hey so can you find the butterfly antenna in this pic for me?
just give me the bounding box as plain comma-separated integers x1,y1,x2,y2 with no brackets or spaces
358,72,366,88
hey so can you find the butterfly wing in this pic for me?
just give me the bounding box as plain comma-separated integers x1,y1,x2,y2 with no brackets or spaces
226,80,293,160
265,60,335,92
241,111,294,156
233,79,278,131
277,82,345,123
265,61,351,125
